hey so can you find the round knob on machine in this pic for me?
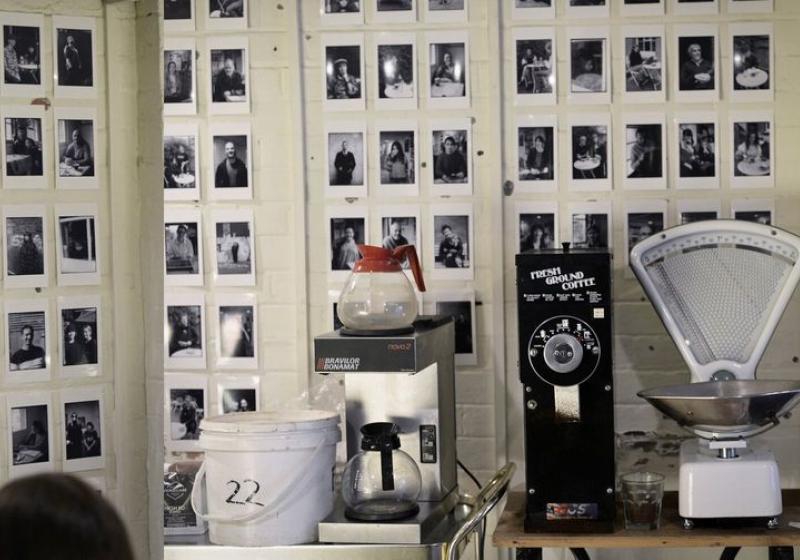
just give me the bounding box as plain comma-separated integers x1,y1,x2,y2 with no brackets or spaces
542,333,584,374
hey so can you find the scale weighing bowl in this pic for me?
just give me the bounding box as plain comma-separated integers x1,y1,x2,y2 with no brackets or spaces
638,380,800,440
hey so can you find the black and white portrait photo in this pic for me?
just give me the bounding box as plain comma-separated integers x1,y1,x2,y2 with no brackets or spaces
219,305,255,359
330,217,365,271
519,213,555,252
61,307,98,367
11,404,49,466
621,0,664,15
680,210,717,224
215,220,252,276
379,130,415,185
58,214,97,276
221,388,256,413
734,209,771,225
429,42,466,98
626,124,663,179
7,311,46,373
56,27,93,88
164,134,196,191
571,125,608,180
570,38,606,94
6,216,44,277
212,134,249,190
209,0,245,19
733,34,770,91
572,213,609,248
210,48,246,103
325,45,362,100
165,222,200,275
428,0,465,13
57,118,94,179
328,131,364,186
516,38,554,95
627,212,664,250
514,0,553,11
679,36,715,91
324,0,361,13
64,399,101,461
381,216,418,252
377,43,414,101
164,48,193,105
733,120,771,177
3,23,41,86
4,117,43,177
518,126,554,181
169,389,204,441
625,36,662,93
377,0,413,13
435,300,473,355
432,128,468,184
434,215,470,269
679,122,716,178
164,0,193,20
167,305,203,359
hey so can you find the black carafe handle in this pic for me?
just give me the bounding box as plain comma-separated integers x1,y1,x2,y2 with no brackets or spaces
380,444,395,491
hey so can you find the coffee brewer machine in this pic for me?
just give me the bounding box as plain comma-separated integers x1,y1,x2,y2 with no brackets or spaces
313,316,458,544
517,245,615,532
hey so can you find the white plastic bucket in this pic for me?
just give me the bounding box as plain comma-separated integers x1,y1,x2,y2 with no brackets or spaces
190,409,341,546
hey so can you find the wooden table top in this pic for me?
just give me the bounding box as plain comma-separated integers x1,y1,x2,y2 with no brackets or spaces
493,491,800,549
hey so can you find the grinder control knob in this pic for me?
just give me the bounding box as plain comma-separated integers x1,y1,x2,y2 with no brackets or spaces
543,333,584,374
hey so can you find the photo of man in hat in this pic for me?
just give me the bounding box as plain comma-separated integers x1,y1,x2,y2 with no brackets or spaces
325,45,361,100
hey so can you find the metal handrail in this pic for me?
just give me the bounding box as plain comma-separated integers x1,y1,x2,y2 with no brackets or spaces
445,462,516,560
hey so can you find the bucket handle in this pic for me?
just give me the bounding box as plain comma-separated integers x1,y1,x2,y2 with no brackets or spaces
190,436,329,524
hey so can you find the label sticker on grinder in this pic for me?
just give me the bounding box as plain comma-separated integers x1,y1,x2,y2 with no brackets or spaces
546,503,599,520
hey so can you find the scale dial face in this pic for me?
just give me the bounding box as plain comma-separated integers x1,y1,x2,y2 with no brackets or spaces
527,315,601,387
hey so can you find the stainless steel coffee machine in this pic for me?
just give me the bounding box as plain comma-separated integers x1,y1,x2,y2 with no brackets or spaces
313,315,458,544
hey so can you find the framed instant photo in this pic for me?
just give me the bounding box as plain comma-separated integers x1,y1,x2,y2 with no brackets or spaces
211,208,256,286
165,292,206,370
55,204,100,287
214,374,260,415
674,112,719,190
320,0,364,26
729,23,773,103
164,373,207,452
728,0,772,13
622,114,666,190
61,386,105,472
52,16,96,98
375,32,417,111
425,290,477,366
322,34,365,112
58,295,101,378
1,105,49,189
164,0,196,31
513,27,556,107
376,122,418,196
208,122,252,201
6,391,54,477
625,200,667,265
677,199,721,224
373,0,416,23
430,118,472,196
510,0,554,21
163,38,197,116
327,205,368,281
674,24,719,103
566,0,609,18
215,293,258,370
568,27,610,105
1,12,44,98
620,26,665,104
425,0,467,23
208,36,249,115
731,198,773,225
429,203,474,280
54,107,97,190
3,205,48,289
672,0,718,14
621,0,664,16
375,205,421,275
568,114,612,192
569,201,612,249
426,31,470,110
730,111,774,189
515,115,557,193
164,207,204,287
206,0,248,30
325,122,368,198
164,123,200,201
515,201,559,254
5,299,50,383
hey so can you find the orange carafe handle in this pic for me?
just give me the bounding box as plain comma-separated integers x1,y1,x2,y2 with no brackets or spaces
393,245,426,292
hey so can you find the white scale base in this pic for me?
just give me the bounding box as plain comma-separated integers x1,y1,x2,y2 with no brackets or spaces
679,439,782,520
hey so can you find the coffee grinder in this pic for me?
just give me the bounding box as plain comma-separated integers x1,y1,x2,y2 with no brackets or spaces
313,315,458,544
516,245,616,532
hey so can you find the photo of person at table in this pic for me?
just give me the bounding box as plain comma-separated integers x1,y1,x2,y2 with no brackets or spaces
11,405,49,465
3,25,41,85
733,35,769,91
571,125,608,180
734,210,771,225
516,39,553,95
56,28,93,87
518,126,553,181
519,214,554,252
381,217,417,255
209,0,244,18
678,36,715,91
325,46,361,100
5,117,43,177
434,215,470,269
163,49,193,104
165,222,199,275
6,217,44,277
57,119,94,178
432,129,468,184
570,39,606,94
679,123,715,178
733,121,770,177
626,124,662,179
163,135,196,190
210,48,246,103
625,36,662,92
62,307,98,366
213,135,248,189
167,305,203,358
429,42,466,98
572,213,609,249
378,43,413,100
